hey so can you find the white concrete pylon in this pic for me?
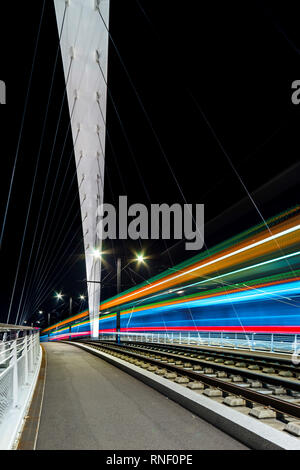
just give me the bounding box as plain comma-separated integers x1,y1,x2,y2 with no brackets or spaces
53,0,110,338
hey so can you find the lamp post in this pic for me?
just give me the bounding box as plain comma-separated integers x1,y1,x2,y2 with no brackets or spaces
116,257,121,344
90,251,146,343
54,291,73,316
53,291,86,338
115,254,145,344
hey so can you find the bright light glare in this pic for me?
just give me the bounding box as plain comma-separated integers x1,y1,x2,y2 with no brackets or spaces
55,292,63,300
112,224,300,305
93,249,102,258
38,310,43,314
79,295,85,300
136,254,145,263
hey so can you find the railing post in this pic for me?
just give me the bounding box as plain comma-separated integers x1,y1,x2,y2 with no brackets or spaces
35,332,39,361
293,335,298,355
34,332,37,361
29,332,33,372
32,332,36,364
24,334,29,385
37,332,40,359
32,333,36,363
12,340,18,408
0,340,4,365
270,334,274,352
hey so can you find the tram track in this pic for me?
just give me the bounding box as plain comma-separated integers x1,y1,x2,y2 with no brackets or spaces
122,340,300,373
77,339,300,430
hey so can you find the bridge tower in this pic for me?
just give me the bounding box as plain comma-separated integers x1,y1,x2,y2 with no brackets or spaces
53,0,110,338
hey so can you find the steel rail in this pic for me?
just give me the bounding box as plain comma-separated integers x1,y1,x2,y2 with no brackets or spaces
93,340,300,392
81,340,300,420
123,340,300,370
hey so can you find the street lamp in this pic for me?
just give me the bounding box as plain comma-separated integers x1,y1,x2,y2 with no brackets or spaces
40,309,61,327
92,248,102,259
54,291,74,317
116,253,147,344
88,251,148,343
136,253,145,263
54,291,86,320
54,292,63,301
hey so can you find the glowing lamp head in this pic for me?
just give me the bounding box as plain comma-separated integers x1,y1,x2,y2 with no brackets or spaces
79,295,85,300
93,248,102,259
55,292,63,300
136,254,145,263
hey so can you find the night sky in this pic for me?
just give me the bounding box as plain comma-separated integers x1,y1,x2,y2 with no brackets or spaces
0,1,299,327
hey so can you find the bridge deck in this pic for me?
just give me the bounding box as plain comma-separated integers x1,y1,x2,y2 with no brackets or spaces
35,342,247,450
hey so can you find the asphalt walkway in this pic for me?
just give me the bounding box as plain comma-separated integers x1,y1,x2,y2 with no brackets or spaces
36,342,248,450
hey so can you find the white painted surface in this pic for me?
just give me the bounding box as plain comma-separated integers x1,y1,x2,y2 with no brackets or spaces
0,336,41,450
53,0,110,337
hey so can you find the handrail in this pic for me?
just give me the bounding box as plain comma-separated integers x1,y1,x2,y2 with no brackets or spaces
0,329,41,449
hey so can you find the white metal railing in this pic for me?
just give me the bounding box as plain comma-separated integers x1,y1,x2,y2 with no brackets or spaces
97,331,300,355
0,330,41,449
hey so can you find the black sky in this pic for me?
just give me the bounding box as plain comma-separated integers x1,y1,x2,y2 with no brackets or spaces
0,1,299,327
